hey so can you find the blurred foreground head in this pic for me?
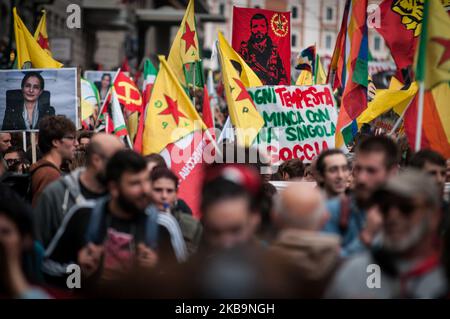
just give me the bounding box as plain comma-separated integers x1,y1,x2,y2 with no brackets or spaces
274,183,329,231
372,169,440,256
200,163,263,251
0,185,36,296
190,244,304,298
216,142,272,181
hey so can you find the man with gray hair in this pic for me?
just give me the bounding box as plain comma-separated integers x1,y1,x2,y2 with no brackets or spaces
326,169,447,298
269,183,341,297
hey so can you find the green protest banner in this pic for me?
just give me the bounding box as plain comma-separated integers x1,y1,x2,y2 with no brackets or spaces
248,84,338,163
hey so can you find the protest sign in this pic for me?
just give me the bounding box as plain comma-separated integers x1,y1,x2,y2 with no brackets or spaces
84,70,117,103
248,84,338,163
0,68,78,132
232,7,290,86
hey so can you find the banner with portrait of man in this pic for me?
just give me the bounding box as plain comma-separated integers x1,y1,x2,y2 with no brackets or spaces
232,6,291,86
0,68,78,132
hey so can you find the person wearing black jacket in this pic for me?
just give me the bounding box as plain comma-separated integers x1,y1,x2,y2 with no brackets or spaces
42,150,181,289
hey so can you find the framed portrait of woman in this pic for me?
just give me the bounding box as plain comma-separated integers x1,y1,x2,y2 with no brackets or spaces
84,70,119,104
0,68,78,132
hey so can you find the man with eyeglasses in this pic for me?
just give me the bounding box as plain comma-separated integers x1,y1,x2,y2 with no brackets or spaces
29,115,78,207
326,169,447,298
4,146,29,173
34,133,124,248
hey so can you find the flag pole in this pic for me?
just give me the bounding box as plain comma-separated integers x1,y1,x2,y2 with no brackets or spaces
22,132,27,152
388,97,414,136
413,0,429,152
192,64,196,109
414,81,425,151
313,43,318,85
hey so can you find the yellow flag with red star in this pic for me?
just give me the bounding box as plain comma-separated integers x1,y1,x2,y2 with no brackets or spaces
142,56,206,155
34,10,52,57
167,0,202,88
218,32,264,147
415,0,450,90
13,8,62,69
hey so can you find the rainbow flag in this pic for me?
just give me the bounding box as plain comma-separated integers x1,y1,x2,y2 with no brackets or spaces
329,0,368,148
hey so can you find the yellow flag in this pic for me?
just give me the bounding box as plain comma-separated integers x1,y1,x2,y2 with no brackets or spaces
167,0,200,88
218,32,264,147
14,18,31,68
295,57,326,85
431,82,450,144
34,10,52,56
295,70,313,85
357,79,418,127
142,56,206,155
414,0,450,90
13,8,62,69
127,111,139,143
316,58,327,85
217,32,262,88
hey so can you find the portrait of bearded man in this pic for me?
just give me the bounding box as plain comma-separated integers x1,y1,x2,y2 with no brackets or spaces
238,13,288,85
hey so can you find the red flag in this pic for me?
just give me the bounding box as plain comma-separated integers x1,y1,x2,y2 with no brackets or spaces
374,0,422,72
161,131,213,219
202,85,214,129
403,94,430,150
133,105,147,153
232,6,290,85
113,71,143,113
121,56,131,73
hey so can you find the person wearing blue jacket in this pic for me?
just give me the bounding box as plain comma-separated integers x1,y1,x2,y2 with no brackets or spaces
322,136,399,257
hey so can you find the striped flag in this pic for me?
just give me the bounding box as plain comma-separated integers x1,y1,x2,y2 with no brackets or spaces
134,58,158,153
329,0,369,148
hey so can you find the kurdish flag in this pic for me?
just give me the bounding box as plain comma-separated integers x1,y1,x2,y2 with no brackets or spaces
34,10,52,56
142,56,206,155
409,0,450,156
218,32,264,147
13,8,62,69
167,0,203,89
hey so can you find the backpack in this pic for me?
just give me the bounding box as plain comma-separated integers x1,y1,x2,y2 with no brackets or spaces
85,197,160,249
25,162,58,203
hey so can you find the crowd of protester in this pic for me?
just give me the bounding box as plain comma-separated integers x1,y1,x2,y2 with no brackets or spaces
1,115,450,299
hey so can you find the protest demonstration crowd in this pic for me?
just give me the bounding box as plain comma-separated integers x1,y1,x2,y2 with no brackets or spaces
1,0,450,301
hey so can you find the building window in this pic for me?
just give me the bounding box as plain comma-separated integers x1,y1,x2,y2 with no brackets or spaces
252,0,264,8
219,3,225,16
292,34,297,48
326,7,333,21
374,36,381,51
292,6,298,19
325,34,333,49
